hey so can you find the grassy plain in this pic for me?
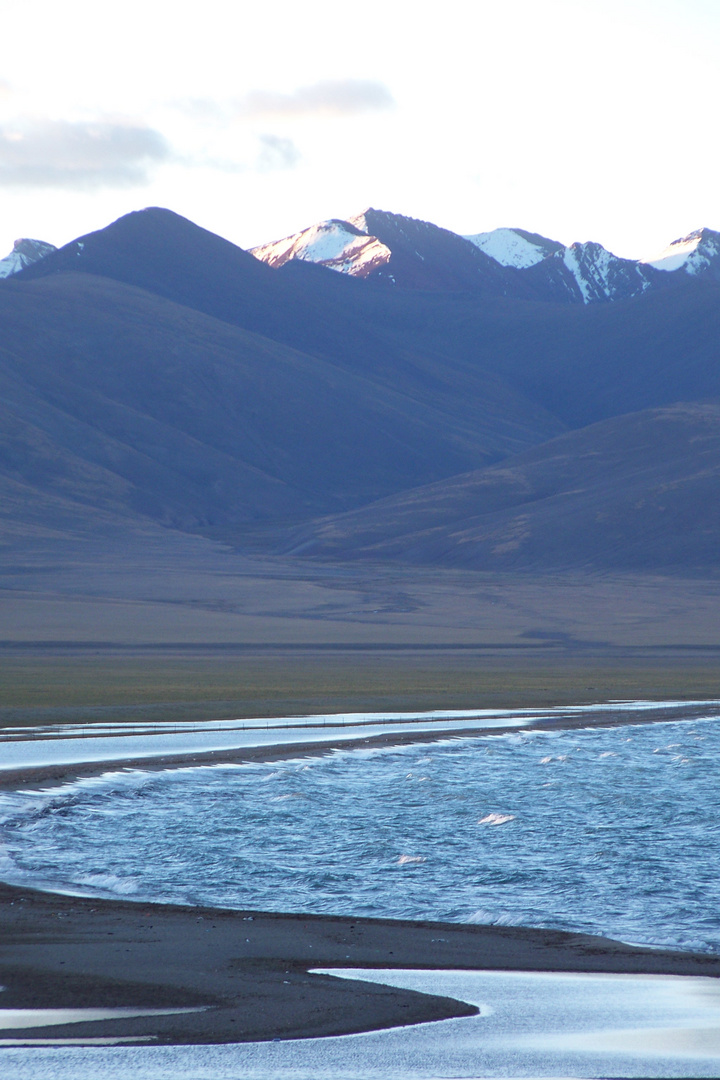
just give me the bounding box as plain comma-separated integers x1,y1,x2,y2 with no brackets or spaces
3,652,720,729
2,535,720,726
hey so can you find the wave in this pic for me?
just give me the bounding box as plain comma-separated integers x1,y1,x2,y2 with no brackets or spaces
1,715,719,953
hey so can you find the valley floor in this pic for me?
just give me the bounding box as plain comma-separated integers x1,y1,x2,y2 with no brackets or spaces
2,535,720,727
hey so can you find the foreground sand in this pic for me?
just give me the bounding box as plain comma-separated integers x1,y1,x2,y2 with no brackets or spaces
1,882,719,1045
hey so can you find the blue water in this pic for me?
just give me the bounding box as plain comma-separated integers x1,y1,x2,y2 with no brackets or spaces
1,718,719,953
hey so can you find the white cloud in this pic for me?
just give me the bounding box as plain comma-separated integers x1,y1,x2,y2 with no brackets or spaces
256,134,301,171
226,79,394,121
173,80,394,128
0,119,170,189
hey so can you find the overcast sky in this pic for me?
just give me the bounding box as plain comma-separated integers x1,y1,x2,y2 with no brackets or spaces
1,0,718,259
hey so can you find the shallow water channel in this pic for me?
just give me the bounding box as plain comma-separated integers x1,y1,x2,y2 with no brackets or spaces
4,969,720,1079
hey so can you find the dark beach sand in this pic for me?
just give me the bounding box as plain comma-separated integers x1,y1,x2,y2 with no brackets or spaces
1,882,720,1045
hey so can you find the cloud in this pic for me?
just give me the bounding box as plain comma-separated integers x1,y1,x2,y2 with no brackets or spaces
235,79,395,119
256,134,301,171
171,134,300,174
0,119,171,189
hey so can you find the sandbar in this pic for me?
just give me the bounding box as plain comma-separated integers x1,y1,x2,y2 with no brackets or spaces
2,698,718,792
1,882,719,1045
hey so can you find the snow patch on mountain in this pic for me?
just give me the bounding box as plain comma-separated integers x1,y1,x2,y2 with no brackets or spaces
563,244,594,302
465,228,655,302
252,219,391,277
464,227,561,269
560,241,654,303
642,228,720,275
563,242,617,302
0,237,56,278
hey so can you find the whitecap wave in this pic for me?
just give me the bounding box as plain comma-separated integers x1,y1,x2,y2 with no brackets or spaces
75,873,140,896
466,909,523,926
477,814,515,826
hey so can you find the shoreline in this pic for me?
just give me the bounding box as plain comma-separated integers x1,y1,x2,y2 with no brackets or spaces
2,882,720,1046
3,700,720,1047
1,698,718,793
6,645,720,733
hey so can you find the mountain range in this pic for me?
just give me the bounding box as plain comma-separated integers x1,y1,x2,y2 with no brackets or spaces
12,211,720,305
1,205,719,573
252,210,720,304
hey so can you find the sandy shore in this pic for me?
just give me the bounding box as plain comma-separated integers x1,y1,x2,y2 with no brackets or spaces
1,882,719,1045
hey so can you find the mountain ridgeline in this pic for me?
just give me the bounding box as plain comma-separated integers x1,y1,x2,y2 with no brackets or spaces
2,205,720,571
252,210,720,304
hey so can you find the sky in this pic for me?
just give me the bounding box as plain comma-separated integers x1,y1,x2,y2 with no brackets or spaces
0,0,719,260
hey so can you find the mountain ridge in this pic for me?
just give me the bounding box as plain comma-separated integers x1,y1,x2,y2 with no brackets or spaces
3,205,720,574
253,210,717,304
8,207,720,306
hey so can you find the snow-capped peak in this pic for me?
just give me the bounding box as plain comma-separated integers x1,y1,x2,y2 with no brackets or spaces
642,228,720,275
469,228,655,303
0,237,56,279
558,240,655,304
251,210,720,304
251,218,391,277
562,242,610,302
464,227,562,269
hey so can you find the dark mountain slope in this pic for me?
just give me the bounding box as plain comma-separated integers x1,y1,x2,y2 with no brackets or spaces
14,207,720,453
0,273,561,543
284,403,720,571
347,208,535,295
464,278,720,427
10,206,720,579
303,273,720,429
13,208,563,457
15,207,282,327
21,207,720,436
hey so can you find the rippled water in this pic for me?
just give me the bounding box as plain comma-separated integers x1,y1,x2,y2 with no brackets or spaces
2,718,719,952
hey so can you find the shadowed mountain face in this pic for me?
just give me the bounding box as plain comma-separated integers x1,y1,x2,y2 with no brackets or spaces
343,276,720,429
5,207,720,572
13,208,564,446
284,404,720,571
346,209,532,294
16,207,720,429
0,270,564,545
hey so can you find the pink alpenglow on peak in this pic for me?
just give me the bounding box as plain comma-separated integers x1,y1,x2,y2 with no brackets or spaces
251,218,391,277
